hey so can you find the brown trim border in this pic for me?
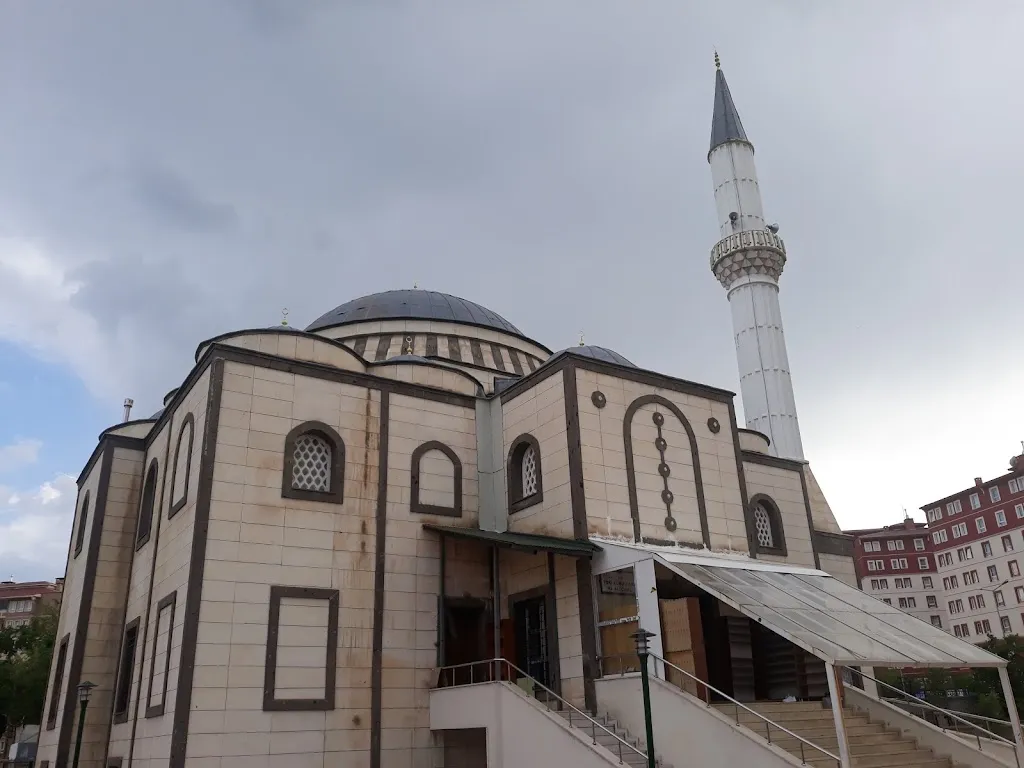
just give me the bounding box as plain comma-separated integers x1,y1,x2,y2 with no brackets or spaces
45,633,70,730
263,586,339,711
168,413,195,518
728,401,757,558
112,616,142,724
281,420,346,505
507,433,543,514
748,494,788,557
169,358,225,768
798,468,822,570
410,441,463,517
741,450,807,472
623,394,710,547
815,530,855,558
145,591,177,718
135,459,160,550
370,390,390,768
73,492,90,558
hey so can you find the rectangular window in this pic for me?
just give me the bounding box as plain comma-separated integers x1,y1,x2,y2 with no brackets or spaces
996,590,1006,607
930,615,942,628
982,619,992,634
906,597,916,608
988,565,999,581
963,570,978,585
991,487,1002,503
977,517,988,533
145,592,176,718
867,560,877,571
933,529,948,544
1010,479,1020,494
969,596,978,610
951,575,959,588
898,597,908,609
923,576,933,589
970,492,982,510
1004,535,1015,552
264,586,340,711
891,558,908,570
896,540,904,550
1016,504,1024,519
948,499,963,515
952,523,968,538
870,579,879,590
1002,616,1012,634
997,510,1008,527
114,618,141,722
887,540,897,551
882,598,892,605
1011,561,1021,577
927,595,938,608
983,541,994,557
45,634,70,730
1016,586,1024,603
975,620,984,635
918,557,929,569
978,594,987,609
954,624,962,637
879,578,888,589
943,577,950,590
914,538,925,551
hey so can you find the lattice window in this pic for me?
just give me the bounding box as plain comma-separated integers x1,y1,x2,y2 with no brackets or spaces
754,504,774,549
521,445,538,498
291,433,332,493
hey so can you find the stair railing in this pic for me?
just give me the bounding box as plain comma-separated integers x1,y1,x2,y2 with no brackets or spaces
598,653,840,767
846,666,1018,765
436,658,649,766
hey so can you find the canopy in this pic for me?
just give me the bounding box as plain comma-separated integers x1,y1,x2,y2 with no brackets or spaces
596,539,1005,669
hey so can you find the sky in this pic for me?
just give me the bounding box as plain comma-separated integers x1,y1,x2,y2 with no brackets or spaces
2,2,1023,581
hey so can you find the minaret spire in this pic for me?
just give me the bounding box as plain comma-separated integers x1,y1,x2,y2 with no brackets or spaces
707,60,804,460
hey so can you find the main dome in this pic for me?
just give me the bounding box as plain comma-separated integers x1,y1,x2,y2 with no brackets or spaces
305,290,522,335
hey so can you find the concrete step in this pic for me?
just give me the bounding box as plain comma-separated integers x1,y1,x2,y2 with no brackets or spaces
727,700,826,713
789,723,887,741
729,708,836,726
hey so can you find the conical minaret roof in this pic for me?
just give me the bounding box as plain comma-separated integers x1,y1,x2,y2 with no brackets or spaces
709,54,749,155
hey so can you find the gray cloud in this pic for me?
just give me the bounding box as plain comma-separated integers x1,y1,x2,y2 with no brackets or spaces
2,1,1023,527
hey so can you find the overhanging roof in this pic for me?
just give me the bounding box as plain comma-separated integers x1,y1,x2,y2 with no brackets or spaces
596,539,1005,669
423,524,601,558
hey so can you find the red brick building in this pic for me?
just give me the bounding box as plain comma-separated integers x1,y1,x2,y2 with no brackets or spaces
0,578,63,629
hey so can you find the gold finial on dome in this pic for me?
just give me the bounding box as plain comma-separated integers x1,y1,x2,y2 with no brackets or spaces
281,308,289,327
714,50,721,70
579,331,585,347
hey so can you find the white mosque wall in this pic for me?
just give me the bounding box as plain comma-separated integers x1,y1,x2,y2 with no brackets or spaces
196,331,368,373
741,459,817,569
368,360,481,397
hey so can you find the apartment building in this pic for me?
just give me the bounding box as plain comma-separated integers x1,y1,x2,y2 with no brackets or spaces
0,578,63,629
849,519,945,628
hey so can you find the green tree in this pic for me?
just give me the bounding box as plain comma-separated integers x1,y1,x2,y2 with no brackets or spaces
0,605,58,728
970,633,1024,719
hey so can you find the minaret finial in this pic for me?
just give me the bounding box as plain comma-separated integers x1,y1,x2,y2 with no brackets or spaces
413,281,418,289
281,308,289,327
714,50,720,70
578,331,585,347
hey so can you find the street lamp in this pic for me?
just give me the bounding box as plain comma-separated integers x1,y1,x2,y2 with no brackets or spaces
71,681,96,768
631,628,657,768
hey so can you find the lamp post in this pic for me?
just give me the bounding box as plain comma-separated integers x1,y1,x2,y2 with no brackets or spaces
71,681,95,768
990,580,1009,637
631,628,657,768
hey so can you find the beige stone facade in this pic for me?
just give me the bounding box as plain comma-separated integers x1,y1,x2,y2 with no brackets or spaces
36,291,852,768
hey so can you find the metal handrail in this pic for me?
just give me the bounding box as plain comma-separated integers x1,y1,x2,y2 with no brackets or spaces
881,698,1013,740
599,654,839,767
436,658,648,765
848,667,1016,752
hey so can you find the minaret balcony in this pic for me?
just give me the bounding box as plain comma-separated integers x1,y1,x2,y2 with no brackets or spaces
710,229,787,288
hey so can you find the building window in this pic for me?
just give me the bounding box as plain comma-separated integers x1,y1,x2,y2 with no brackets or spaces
891,558,908,570
927,508,942,522
878,578,888,589
933,529,948,544
1016,504,1024,519
947,499,962,515
1011,561,1021,577
870,579,879,590
751,496,790,555
927,595,938,608
983,541,994,557
169,414,195,517
1004,535,1015,553
963,570,979,585
136,461,159,549
951,523,968,539
1011,478,1022,494
988,565,999,582
508,434,543,513
914,538,925,551
970,492,981,510
74,492,90,558
882,599,892,605
410,441,463,517
45,634,70,730
1002,616,1013,634
888,539,905,551
867,560,876,571
264,586,339,711
996,590,1006,607
918,557,930,569
930,615,943,628
898,597,908,609
957,546,974,562
949,599,963,614
282,422,345,504
145,592,176,718
922,576,933,589
977,518,988,533
864,540,881,552
114,618,141,723
996,510,1008,527
1016,586,1024,603
991,486,1002,503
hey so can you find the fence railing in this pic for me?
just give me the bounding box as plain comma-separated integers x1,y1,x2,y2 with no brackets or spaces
598,654,840,767
436,658,648,765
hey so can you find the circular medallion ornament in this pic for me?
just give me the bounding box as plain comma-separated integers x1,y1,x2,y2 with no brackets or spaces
661,489,674,505
652,412,665,427
654,437,667,452
591,391,607,409
665,516,678,532
707,417,721,434
658,463,671,478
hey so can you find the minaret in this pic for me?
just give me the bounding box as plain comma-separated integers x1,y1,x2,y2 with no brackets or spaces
708,54,804,460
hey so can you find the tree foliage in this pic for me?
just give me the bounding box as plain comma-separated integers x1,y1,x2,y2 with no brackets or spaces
972,633,1024,718
0,605,58,728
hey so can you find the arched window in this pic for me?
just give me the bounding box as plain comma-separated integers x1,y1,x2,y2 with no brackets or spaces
411,441,462,517
282,421,345,504
749,494,786,556
74,492,90,558
169,413,195,518
507,434,543,513
136,460,159,549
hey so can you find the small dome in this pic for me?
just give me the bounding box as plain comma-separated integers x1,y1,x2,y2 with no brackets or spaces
567,345,634,367
306,289,522,336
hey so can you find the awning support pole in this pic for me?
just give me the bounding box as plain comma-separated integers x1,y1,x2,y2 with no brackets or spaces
998,666,1023,768
826,664,852,768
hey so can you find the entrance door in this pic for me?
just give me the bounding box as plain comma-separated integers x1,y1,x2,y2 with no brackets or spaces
513,595,551,689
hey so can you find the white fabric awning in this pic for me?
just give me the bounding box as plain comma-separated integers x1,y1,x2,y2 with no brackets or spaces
594,539,1005,669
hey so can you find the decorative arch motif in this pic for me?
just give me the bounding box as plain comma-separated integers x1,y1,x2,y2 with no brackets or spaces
748,493,787,556
136,459,160,549
169,413,195,518
282,421,345,504
74,491,90,558
623,394,709,545
410,441,462,517
507,433,543,513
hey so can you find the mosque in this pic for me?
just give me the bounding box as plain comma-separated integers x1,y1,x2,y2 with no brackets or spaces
35,62,1012,768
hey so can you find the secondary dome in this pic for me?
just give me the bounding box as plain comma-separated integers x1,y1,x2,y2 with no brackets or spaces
306,290,522,335
567,345,634,367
